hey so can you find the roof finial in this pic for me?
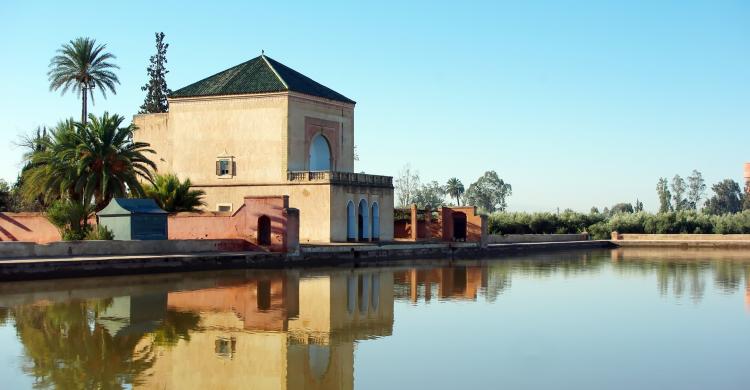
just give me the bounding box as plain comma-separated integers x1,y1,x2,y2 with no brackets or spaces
261,49,265,56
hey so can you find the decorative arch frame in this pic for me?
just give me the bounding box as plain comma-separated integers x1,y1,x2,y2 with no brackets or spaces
304,117,341,171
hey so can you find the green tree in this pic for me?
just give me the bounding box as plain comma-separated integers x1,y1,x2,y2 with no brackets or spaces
48,37,120,125
21,113,156,211
143,173,206,212
21,120,81,204
743,180,750,211
656,178,672,213
634,199,644,212
0,179,11,211
394,164,421,207
703,179,743,215
75,113,156,210
139,32,171,114
671,175,687,211
464,171,512,213
610,202,634,214
445,177,465,206
687,169,706,210
413,181,446,210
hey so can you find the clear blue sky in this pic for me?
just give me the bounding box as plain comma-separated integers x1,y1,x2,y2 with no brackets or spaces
1,0,748,212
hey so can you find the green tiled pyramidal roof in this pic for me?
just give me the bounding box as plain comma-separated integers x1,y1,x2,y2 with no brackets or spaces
170,55,355,104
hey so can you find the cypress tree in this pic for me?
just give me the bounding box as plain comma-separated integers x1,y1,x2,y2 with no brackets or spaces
139,32,171,113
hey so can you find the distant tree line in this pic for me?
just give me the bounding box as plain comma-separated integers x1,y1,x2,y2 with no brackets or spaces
655,170,748,215
394,165,512,213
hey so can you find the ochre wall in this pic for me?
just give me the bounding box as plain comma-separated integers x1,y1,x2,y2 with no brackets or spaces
331,185,394,242
134,93,289,185
196,184,332,243
287,94,354,172
0,213,60,243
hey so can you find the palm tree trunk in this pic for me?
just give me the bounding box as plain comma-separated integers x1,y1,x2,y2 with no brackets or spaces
81,88,88,125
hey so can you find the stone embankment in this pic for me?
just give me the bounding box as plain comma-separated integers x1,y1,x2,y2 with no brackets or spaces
0,240,612,281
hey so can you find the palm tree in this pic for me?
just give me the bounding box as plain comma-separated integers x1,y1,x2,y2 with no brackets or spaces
21,119,81,204
75,112,156,210
48,37,120,125
143,173,206,212
445,177,465,206
21,113,156,211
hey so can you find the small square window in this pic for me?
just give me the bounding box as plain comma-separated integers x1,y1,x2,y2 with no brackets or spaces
216,157,234,178
217,203,232,212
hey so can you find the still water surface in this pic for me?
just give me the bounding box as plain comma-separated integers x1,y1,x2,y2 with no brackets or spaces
0,248,749,389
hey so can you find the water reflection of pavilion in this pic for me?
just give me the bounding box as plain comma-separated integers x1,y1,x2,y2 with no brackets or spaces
136,269,394,390
394,265,489,303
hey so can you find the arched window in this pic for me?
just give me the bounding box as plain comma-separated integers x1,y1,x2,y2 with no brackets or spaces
358,199,369,241
371,202,380,241
309,134,332,171
347,201,356,241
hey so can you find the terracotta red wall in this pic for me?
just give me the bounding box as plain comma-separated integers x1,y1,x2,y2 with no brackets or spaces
169,196,298,252
0,213,61,243
393,206,486,243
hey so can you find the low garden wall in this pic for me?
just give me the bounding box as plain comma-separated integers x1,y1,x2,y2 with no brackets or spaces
0,239,253,259
0,213,61,243
0,196,300,254
487,233,589,244
611,233,750,241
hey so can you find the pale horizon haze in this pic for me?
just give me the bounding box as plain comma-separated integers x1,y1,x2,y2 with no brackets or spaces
0,1,748,212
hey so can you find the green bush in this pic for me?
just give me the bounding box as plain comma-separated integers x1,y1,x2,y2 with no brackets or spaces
488,210,750,239
84,225,114,240
46,200,93,241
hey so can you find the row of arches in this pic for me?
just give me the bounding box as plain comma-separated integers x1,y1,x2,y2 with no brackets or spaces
346,199,379,241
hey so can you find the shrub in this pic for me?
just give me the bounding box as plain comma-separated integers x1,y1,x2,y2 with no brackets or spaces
84,225,114,240
488,210,750,239
46,200,93,241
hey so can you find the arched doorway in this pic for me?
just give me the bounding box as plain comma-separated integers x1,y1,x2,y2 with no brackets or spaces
309,134,332,171
453,212,467,241
358,199,369,241
346,201,356,242
258,215,271,246
371,202,380,241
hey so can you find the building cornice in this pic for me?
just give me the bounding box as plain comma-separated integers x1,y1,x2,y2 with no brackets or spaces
166,91,355,109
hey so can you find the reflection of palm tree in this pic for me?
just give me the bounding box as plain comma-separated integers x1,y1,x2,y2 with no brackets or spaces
151,310,201,346
12,299,154,389
10,300,201,389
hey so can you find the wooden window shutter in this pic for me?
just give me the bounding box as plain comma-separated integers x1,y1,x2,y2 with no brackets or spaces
216,160,221,176
232,161,237,176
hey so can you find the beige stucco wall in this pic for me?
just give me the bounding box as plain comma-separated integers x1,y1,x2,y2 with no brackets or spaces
134,93,289,184
132,113,170,173
332,185,394,242
133,92,391,243
287,94,355,172
197,184,331,243
196,183,393,243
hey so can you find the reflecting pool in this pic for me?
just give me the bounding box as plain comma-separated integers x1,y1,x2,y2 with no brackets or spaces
0,248,749,389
